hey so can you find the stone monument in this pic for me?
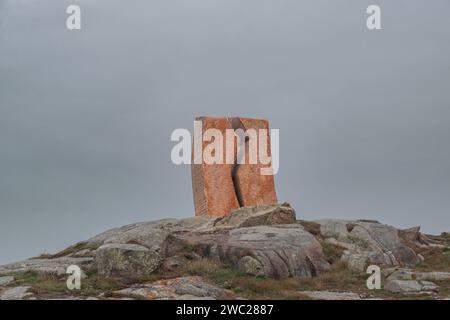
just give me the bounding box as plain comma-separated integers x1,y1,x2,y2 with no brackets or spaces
191,116,278,217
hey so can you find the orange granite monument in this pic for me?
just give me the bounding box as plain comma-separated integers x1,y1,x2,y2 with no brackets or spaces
191,117,278,217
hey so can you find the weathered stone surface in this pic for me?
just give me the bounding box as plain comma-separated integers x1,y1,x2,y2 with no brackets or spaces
0,276,14,286
0,206,326,280
113,276,234,300
233,118,278,207
68,249,95,258
192,117,240,217
168,224,330,279
398,226,444,248
214,203,295,229
94,243,160,277
340,251,371,272
384,280,422,293
86,217,215,276
384,279,438,294
299,291,364,300
0,257,92,277
237,256,265,276
384,268,450,282
0,286,33,300
316,219,420,270
191,117,277,217
415,272,450,281
420,281,439,292
86,217,214,248
2,199,449,300
398,227,422,242
0,219,193,278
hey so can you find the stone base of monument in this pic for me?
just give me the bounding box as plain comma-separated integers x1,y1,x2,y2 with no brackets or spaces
1,203,448,300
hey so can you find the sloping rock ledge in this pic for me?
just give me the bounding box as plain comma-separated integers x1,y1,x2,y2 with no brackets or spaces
1,203,446,300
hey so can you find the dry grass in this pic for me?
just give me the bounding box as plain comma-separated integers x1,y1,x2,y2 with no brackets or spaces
321,243,346,265
32,242,99,259
144,258,374,299
165,257,450,300
5,256,448,299
7,230,450,300
297,220,322,238
415,247,450,272
400,233,450,273
427,232,450,247
3,270,124,297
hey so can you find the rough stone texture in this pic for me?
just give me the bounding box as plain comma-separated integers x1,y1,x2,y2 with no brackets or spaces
191,117,277,217
420,281,440,292
233,117,278,207
237,256,265,276
398,226,444,248
214,203,295,229
340,251,372,272
0,213,429,282
86,217,216,276
0,286,34,300
0,276,15,286
1,202,448,300
384,268,450,282
299,291,364,300
415,272,450,282
86,217,215,248
94,243,160,277
0,219,213,279
384,279,439,294
384,280,422,293
0,257,92,277
316,219,421,271
192,117,240,217
167,224,330,279
113,276,234,300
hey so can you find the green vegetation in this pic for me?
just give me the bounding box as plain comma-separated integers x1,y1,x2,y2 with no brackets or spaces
3,230,449,300
1,270,123,298
321,242,345,264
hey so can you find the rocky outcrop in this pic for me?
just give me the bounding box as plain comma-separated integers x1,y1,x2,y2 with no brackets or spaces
299,291,370,300
316,219,421,271
86,217,215,248
1,203,447,300
384,280,439,294
88,203,329,279
167,224,329,278
94,244,161,278
113,276,234,300
398,227,445,248
0,286,34,300
0,276,14,286
0,257,92,277
0,204,329,280
384,268,450,282
214,203,295,228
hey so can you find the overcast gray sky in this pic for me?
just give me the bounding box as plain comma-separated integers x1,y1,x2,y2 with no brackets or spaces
1,0,449,265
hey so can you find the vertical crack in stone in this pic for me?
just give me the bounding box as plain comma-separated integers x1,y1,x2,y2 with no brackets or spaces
228,117,248,208
191,116,277,217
